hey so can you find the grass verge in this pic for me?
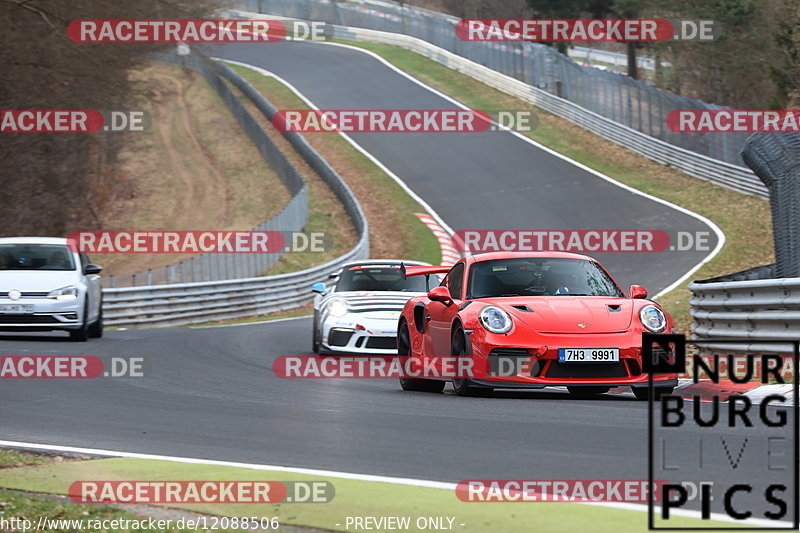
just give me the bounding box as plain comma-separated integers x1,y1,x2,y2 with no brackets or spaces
95,62,290,278
335,41,774,334
0,450,739,533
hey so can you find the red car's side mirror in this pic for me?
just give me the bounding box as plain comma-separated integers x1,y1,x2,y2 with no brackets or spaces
629,285,648,299
428,286,453,305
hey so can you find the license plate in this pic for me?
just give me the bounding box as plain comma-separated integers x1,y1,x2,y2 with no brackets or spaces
0,304,34,314
558,348,619,363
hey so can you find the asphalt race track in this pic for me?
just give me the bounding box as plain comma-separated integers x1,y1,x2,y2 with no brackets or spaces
2,41,773,517
0,323,788,516
209,40,719,293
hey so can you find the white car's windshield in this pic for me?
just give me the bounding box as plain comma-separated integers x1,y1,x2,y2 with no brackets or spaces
0,244,76,271
336,265,427,292
469,258,623,298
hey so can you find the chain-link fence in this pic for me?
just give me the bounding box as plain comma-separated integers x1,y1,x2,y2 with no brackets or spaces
107,52,308,287
741,133,800,279
235,0,750,168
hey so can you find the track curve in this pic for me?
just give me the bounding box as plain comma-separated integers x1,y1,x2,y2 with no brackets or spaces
208,40,720,293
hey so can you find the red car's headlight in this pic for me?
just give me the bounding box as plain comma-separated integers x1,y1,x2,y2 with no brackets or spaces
639,304,667,333
479,306,512,334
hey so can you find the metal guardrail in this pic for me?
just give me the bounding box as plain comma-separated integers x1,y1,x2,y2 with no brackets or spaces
228,4,767,198
104,245,366,327
689,272,800,355
103,53,369,327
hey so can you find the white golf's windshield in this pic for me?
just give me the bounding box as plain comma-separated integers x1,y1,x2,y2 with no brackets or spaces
0,244,76,271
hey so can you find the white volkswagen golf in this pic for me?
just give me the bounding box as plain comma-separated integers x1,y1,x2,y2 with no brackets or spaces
0,237,103,341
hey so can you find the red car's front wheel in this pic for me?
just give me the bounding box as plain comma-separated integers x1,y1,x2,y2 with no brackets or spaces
398,320,444,393
451,326,493,397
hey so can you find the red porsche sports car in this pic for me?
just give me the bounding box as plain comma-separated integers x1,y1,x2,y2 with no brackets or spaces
397,252,677,398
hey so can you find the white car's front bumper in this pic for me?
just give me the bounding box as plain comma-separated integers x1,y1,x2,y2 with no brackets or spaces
321,313,401,354
0,295,84,330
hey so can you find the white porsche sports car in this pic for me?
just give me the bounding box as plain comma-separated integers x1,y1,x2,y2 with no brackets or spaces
311,259,437,354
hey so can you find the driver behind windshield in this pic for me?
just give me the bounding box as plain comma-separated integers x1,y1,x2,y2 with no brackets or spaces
336,266,428,292
42,250,71,270
469,258,622,298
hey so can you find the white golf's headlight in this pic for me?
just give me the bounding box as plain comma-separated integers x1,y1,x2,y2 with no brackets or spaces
326,298,348,317
640,304,667,333
47,286,79,301
479,305,512,334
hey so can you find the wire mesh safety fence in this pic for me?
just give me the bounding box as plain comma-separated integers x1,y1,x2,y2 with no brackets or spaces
234,0,751,168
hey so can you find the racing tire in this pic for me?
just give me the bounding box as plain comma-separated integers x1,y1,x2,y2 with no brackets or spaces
451,326,492,397
397,320,445,393
567,386,610,399
88,303,103,339
69,301,90,342
632,386,675,401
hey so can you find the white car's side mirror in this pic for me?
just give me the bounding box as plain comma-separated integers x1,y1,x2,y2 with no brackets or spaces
311,282,326,294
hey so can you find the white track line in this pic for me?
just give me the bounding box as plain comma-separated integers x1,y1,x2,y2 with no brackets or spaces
0,440,790,528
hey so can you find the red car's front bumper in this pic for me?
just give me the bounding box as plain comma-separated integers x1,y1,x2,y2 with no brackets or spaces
464,329,677,389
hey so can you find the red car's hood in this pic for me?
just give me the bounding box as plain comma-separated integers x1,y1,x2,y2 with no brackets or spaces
487,296,634,334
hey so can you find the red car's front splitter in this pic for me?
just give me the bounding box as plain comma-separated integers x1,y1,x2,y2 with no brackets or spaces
464,330,677,389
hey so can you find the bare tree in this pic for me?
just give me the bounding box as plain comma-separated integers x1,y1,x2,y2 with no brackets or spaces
0,0,219,235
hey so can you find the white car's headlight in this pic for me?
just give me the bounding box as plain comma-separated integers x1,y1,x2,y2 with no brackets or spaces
479,305,512,334
326,298,348,317
639,304,667,333
47,286,79,301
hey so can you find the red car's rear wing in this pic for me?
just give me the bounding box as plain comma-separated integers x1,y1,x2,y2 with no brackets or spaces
401,263,452,278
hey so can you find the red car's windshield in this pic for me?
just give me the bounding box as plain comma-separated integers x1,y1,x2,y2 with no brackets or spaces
468,258,623,298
